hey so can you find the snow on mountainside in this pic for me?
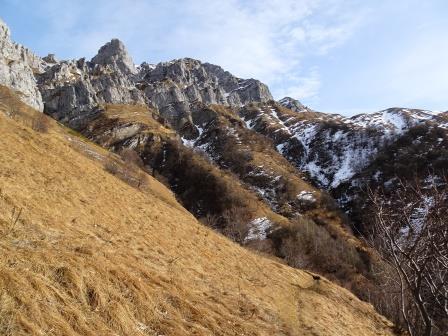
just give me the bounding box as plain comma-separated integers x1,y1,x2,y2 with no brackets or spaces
243,102,445,189
278,96,309,112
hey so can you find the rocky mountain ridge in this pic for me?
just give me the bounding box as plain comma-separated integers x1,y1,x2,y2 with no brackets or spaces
241,101,447,189
32,36,273,131
2,16,446,246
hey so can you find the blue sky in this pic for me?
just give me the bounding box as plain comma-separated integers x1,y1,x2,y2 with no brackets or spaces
2,0,447,115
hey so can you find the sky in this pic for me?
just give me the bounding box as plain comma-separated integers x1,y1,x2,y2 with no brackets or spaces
1,0,447,115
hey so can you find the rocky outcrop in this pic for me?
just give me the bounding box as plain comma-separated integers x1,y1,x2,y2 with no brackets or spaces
278,97,308,112
0,18,44,110
37,40,145,128
0,17,273,129
37,43,273,130
138,58,273,128
91,39,136,75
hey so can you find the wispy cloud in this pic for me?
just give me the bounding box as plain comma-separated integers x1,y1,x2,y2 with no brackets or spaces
6,0,366,102
5,0,447,112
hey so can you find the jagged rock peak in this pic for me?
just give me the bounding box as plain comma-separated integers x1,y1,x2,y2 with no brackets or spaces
137,57,273,128
42,53,58,64
0,17,10,39
278,97,307,112
91,38,136,74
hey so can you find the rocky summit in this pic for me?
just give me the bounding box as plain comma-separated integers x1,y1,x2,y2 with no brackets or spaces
5,33,270,130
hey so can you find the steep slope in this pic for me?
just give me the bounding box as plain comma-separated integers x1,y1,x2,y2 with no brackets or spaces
244,100,444,190
0,88,396,335
0,17,384,302
70,100,377,297
180,102,362,249
334,119,448,234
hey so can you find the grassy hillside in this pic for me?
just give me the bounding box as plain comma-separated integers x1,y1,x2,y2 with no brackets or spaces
0,88,396,335
76,102,377,298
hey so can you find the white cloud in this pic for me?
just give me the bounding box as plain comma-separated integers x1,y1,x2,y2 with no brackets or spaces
282,68,321,101
14,0,367,101
385,31,448,107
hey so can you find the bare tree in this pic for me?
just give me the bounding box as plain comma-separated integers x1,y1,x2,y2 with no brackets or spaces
221,206,252,244
368,177,448,336
120,148,144,168
31,113,50,133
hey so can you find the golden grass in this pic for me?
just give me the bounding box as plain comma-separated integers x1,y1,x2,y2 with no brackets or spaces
0,88,395,335
102,104,175,136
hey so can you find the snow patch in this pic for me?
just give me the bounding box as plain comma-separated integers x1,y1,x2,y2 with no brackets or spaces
297,191,316,202
245,217,272,241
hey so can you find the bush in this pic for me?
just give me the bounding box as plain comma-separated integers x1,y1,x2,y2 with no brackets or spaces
104,152,150,191
221,206,253,243
120,148,144,168
31,113,50,133
270,217,364,283
104,155,119,175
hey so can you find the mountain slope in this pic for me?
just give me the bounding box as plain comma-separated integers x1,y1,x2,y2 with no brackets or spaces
0,17,387,307
0,88,395,335
72,101,376,297
243,100,444,190
334,119,448,234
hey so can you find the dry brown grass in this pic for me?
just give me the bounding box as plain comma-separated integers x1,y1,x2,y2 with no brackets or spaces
102,104,174,136
0,86,396,335
31,112,50,133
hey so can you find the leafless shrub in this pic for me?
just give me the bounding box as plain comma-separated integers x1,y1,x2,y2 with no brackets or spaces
136,170,149,190
153,170,171,189
104,155,120,175
221,206,252,244
104,151,150,191
120,148,143,168
200,213,220,229
367,177,448,336
31,113,50,133
274,217,363,281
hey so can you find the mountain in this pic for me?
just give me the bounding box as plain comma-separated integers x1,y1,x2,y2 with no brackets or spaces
0,86,395,335
37,40,272,131
2,16,447,334
2,29,373,297
243,101,446,189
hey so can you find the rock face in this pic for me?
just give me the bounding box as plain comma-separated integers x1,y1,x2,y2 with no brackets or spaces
0,18,273,128
91,39,136,75
278,97,308,112
37,44,272,130
37,40,145,128
0,18,44,110
138,58,273,128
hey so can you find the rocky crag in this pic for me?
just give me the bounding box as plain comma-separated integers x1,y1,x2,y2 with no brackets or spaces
0,18,44,110
34,37,272,130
